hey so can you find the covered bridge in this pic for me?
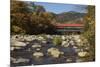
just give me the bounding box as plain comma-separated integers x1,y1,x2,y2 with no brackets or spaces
55,23,84,34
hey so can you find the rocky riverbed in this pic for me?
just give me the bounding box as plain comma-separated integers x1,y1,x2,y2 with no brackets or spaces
10,35,93,66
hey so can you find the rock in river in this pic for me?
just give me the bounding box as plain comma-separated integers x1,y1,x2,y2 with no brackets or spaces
61,41,69,47
32,44,41,48
11,57,30,63
11,40,27,47
33,52,44,58
10,47,22,51
78,51,89,58
47,48,63,58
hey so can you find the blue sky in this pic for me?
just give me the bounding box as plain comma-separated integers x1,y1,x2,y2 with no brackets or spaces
34,2,88,14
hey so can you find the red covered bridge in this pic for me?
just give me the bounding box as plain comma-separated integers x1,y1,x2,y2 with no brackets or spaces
55,23,84,34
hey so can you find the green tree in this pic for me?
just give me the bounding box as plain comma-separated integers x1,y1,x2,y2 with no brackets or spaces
82,5,95,61
11,1,56,34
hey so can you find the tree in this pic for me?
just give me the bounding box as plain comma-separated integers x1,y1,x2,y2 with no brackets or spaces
11,0,31,13
82,5,95,61
11,1,56,34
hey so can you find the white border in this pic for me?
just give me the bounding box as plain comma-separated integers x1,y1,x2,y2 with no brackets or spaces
0,0,10,67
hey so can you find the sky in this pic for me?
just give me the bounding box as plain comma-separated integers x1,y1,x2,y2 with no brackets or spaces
34,2,88,14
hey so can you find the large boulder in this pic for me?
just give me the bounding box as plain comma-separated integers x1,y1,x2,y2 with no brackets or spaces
38,36,44,41
69,40,75,46
46,35,53,39
76,39,83,46
41,40,47,44
11,40,27,47
10,47,21,51
33,52,44,58
61,41,69,47
78,51,90,58
32,44,41,48
61,36,66,40
11,57,30,63
47,48,63,58
66,58,72,62
23,36,34,41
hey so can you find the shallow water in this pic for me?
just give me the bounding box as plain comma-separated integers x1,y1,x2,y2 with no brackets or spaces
10,35,92,66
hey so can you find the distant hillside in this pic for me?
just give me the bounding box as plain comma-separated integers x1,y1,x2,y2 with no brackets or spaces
28,3,86,23
55,11,86,23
